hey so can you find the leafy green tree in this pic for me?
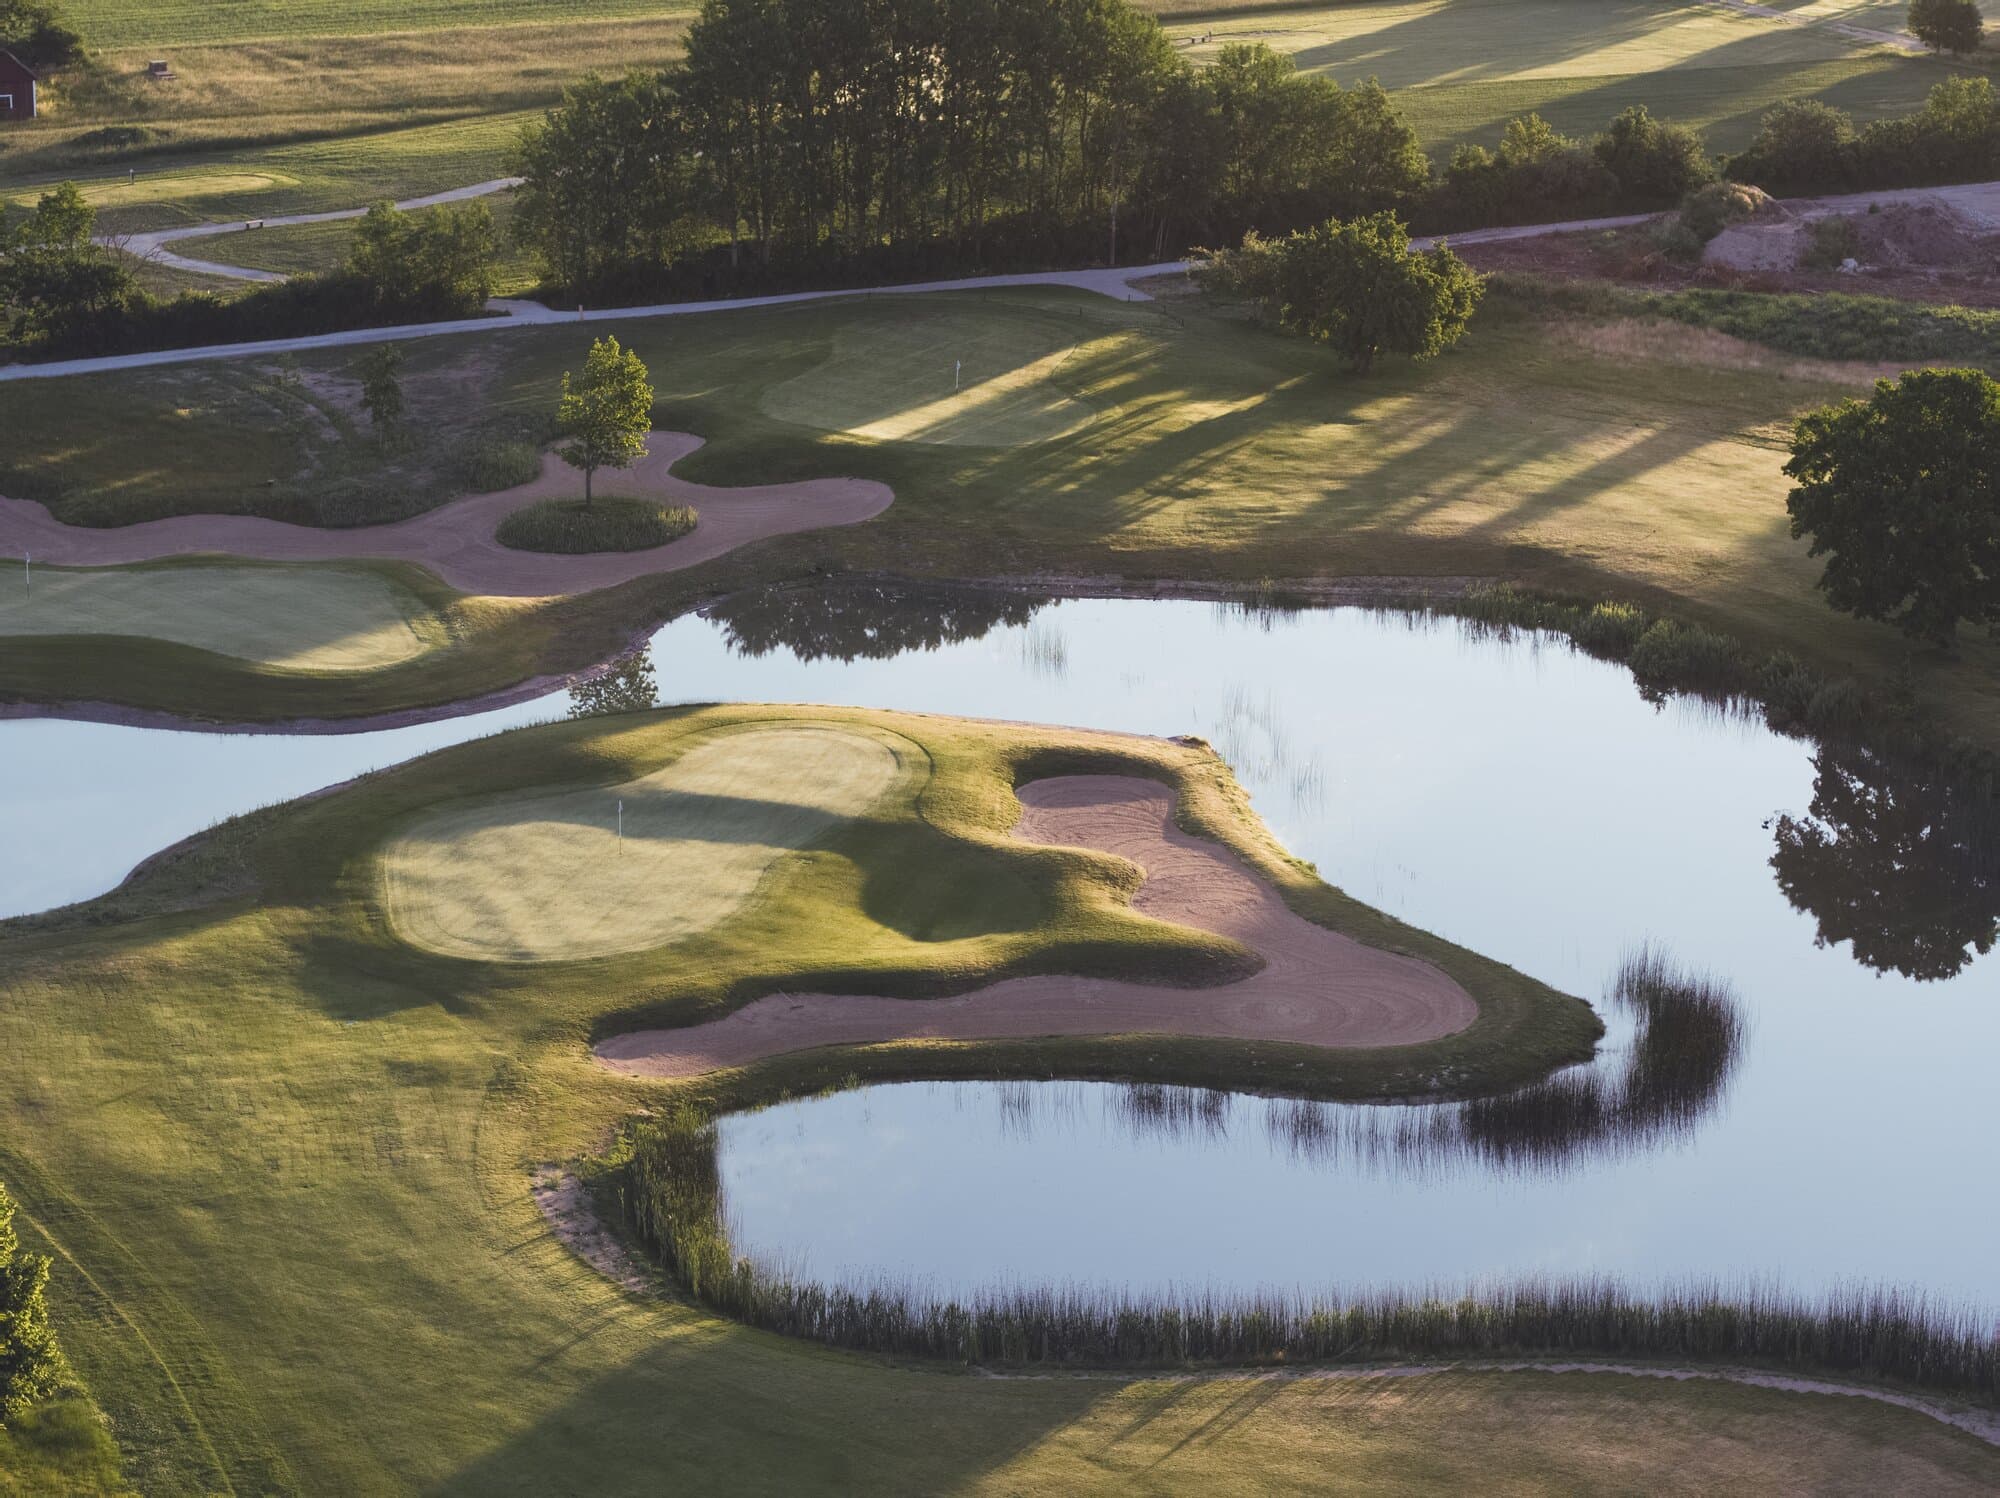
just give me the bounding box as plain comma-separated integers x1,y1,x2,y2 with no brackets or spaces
0,182,135,348
557,335,654,507
0,0,82,68
1206,212,1483,375
1784,367,2000,646
357,342,405,429
347,201,497,314
0,1180,65,1422
1593,105,1715,201
1732,99,1857,193
1909,0,1982,53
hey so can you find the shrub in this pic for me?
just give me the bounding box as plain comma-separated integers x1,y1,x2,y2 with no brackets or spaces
1593,106,1715,203
1676,182,1765,244
457,438,544,492
1626,618,1750,697
1730,100,1857,195
1800,216,1860,270
1910,0,1983,54
494,496,696,553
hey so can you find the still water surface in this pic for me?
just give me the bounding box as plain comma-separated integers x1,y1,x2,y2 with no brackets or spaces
4,596,1993,1305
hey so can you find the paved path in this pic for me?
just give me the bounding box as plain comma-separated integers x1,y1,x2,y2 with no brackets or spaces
0,433,891,595
108,178,525,284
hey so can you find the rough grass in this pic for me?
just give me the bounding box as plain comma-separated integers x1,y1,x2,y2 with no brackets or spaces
493,496,697,554
0,1399,131,1497
191,195,540,293
0,562,441,671
759,310,1115,446
380,722,913,962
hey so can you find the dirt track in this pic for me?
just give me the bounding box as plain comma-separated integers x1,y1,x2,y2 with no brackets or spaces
0,433,891,597
594,774,1478,1079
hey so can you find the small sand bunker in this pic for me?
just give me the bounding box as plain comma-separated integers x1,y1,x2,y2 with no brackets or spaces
760,309,1105,446
595,775,1478,1078
0,563,433,670
382,725,909,963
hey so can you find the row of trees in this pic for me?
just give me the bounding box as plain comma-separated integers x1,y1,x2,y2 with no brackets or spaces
0,186,498,356
511,0,1995,299
512,2,1436,296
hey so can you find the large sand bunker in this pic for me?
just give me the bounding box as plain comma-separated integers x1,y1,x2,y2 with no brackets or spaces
382,725,910,963
760,309,1106,446
596,775,1478,1077
0,562,433,670
0,433,891,598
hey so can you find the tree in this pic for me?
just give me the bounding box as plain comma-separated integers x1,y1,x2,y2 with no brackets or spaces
347,201,497,315
1909,0,1982,53
1784,367,2000,646
0,0,83,69
556,335,654,507
357,343,405,429
1732,99,1856,194
1205,212,1483,375
1593,105,1715,201
0,1179,65,1422
0,182,135,348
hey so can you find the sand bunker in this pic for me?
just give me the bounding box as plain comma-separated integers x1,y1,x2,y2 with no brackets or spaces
382,725,909,963
595,775,1477,1078
0,433,892,598
0,562,435,670
760,310,1105,446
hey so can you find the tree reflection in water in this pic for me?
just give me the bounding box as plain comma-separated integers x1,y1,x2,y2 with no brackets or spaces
707,582,1050,662
1771,744,2000,982
567,651,660,718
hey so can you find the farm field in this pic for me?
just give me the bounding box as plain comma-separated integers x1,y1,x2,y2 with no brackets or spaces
2,702,1995,1493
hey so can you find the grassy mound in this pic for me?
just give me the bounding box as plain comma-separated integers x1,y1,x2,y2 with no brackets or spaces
0,562,438,671
759,304,1110,446
380,722,911,962
493,497,697,554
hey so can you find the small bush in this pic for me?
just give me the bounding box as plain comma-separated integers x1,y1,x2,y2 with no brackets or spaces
1677,182,1765,244
494,496,696,554
1801,216,1860,271
1648,218,1706,265
1626,618,1751,697
457,438,543,493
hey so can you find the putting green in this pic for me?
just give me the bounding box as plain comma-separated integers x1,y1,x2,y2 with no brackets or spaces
0,563,437,670
380,723,913,962
759,307,1111,446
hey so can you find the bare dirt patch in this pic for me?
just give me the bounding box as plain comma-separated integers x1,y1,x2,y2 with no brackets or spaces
595,774,1478,1079
531,1168,656,1297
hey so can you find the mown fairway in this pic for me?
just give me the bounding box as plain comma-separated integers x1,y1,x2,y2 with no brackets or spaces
0,703,1992,1493
1162,0,1976,151
0,562,441,670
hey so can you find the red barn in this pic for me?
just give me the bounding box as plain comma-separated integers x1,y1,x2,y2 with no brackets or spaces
0,50,37,121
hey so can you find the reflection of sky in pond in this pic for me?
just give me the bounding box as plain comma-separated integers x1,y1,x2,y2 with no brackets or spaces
4,598,1994,1307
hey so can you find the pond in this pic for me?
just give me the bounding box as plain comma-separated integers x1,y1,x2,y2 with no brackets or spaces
4,590,1994,1308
